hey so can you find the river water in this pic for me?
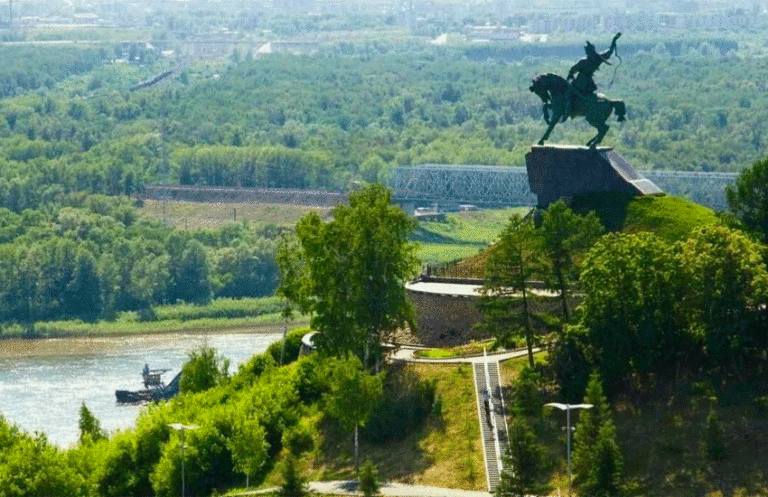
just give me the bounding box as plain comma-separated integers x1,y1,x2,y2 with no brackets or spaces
0,331,281,447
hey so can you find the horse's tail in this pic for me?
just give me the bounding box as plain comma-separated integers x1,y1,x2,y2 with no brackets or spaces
613,100,626,122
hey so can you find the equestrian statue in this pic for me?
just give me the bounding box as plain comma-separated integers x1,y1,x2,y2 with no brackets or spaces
529,33,626,147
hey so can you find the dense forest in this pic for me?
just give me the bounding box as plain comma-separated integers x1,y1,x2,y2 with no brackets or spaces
0,35,766,327
1,37,767,213
0,194,280,326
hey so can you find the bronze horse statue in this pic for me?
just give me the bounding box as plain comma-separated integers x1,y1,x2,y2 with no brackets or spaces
529,73,626,147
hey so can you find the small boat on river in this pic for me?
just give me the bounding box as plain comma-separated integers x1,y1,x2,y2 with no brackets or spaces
115,365,181,404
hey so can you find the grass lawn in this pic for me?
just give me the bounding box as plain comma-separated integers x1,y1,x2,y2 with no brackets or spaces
571,193,719,242
414,207,527,264
413,339,495,359
245,362,487,495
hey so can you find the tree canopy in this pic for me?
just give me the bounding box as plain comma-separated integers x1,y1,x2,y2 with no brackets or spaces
278,184,419,365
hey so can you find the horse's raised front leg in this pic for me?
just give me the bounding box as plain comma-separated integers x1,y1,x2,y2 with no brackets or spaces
587,123,609,148
538,112,560,145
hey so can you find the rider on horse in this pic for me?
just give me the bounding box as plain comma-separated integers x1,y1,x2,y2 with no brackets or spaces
565,33,622,121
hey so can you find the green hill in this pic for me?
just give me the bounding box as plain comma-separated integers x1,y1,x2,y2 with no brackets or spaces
570,193,720,242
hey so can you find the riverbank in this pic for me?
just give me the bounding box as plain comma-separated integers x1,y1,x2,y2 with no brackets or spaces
0,314,309,341
0,331,283,446
0,321,305,358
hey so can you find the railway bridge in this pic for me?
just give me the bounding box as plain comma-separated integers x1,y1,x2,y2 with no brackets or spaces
391,165,739,211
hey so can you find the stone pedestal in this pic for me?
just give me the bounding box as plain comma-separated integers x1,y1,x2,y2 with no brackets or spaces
525,145,663,208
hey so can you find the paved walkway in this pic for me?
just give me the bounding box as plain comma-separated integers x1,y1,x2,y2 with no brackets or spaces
390,345,541,364
235,344,544,497
237,480,492,497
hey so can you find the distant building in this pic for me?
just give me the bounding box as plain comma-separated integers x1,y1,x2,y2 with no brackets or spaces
256,41,320,56
464,25,520,42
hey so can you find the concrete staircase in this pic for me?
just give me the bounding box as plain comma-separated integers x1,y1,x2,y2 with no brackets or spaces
473,359,509,493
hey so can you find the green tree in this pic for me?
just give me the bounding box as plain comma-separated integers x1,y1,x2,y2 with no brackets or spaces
278,184,418,367
581,422,625,497
78,401,106,444
278,455,308,497
496,417,547,497
229,415,269,487
538,200,604,321
571,372,619,492
480,214,543,367
323,356,383,471
511,364,543,417
679,225,768,373
179,346,230,394
726,155,768,244
577,233,687,391
0,416,89,497
150,424,235,497
358,459,381,497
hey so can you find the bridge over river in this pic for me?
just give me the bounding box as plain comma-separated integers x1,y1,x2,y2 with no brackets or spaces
391,165,739,211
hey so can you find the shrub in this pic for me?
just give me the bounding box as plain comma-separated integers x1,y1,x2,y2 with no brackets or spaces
705,408,726,461
363,368,436,444
293,353,328,404
278,456,308,497
358,460,381,497
238,352,277,380
266,326,309,365
179,347,230,394
282,418,314,457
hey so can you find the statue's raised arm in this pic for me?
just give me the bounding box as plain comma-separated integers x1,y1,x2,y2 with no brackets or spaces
529,33,626,147
601,32,621,62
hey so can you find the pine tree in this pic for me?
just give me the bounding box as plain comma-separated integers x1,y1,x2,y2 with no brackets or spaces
496,417,547,497
581,423,624,497
571,372,624,497
279,456,308,497
571,372,609,485
78,402,106,444
358,459,381,497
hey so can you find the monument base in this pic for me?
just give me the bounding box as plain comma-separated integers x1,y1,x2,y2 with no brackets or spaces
525,145,663,208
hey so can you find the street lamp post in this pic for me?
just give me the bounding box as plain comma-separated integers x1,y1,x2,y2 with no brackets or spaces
169,423,200,497
544,403,593,497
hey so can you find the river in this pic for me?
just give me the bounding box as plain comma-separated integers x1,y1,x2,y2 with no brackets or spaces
0,330,282,447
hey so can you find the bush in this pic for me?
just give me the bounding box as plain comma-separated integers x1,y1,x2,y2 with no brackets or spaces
266,326,309,365
278,456,308,497
358,460,381,497
293,353,328,404
238,353,277,380
363,368,436,444
705,408,726,461
179,347,230,394
282,418,314,457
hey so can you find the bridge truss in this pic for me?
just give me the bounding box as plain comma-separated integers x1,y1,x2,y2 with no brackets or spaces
391,164,536,207
391,165,738,211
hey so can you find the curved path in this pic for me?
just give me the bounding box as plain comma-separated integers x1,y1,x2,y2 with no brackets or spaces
390,344,542,364
238,480,492,496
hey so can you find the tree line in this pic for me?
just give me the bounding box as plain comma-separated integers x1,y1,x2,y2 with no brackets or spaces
0,194,280,326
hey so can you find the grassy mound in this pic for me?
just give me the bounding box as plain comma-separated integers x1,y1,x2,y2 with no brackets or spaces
570,193,719,242
441,194,718,280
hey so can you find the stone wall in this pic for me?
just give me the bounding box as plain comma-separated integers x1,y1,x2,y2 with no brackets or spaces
405,281,571,347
